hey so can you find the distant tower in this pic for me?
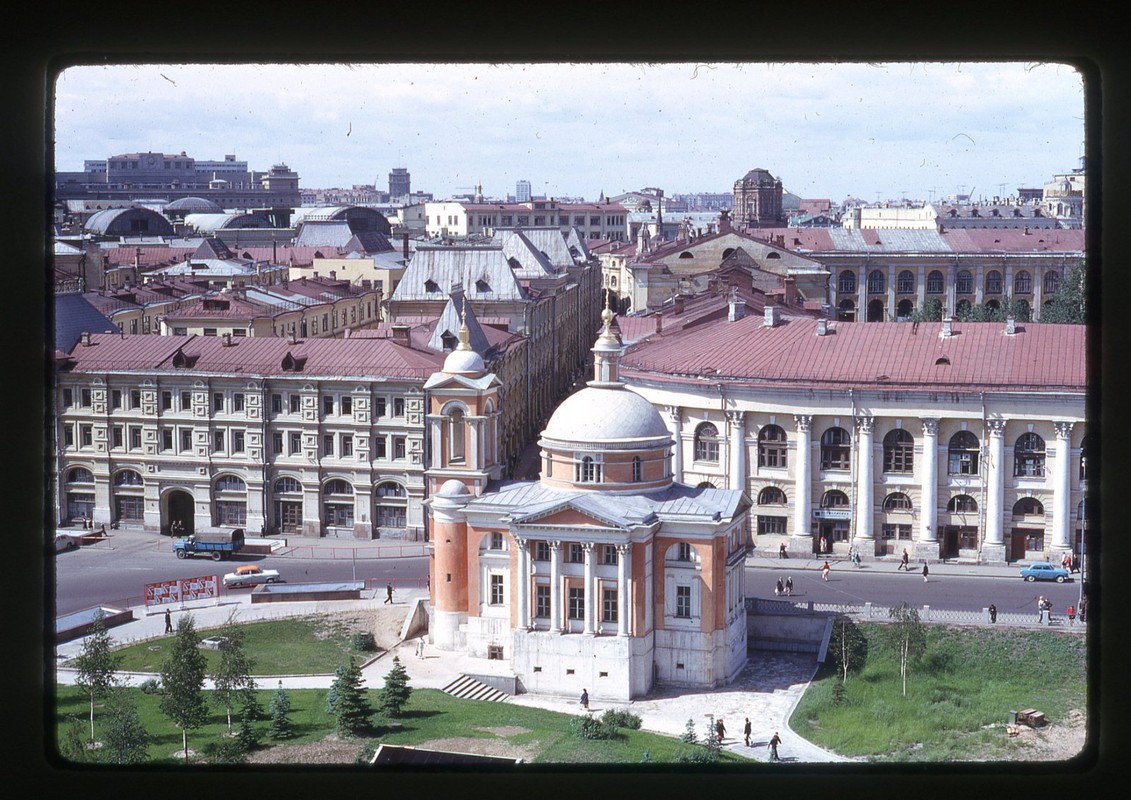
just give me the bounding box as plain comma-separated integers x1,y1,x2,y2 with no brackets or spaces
516,179,532,203
389,167,411,201
732,168,785,229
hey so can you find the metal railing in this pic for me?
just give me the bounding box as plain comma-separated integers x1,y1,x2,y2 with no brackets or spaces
746,597,1088,630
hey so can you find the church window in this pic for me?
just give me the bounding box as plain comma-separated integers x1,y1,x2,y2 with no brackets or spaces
534,541,550,561
490,532,504,550
568,543,584,563
448,408,466,464
632,456,643,482
602,545,618,565
675,585,692,618
568,587,585,620
677,542,692,562
489,574,504,605
534,584,550,617
694,423,720,463
602,588,618,623
577,455,602,483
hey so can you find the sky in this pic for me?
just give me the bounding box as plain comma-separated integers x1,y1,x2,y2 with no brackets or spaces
52,61,1086,204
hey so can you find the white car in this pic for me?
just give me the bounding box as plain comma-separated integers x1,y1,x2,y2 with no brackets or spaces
54,532,82,552
222,564,281,588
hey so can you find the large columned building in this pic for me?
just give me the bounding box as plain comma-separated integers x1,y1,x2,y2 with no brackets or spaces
425,308,750,701
618,309,1088,565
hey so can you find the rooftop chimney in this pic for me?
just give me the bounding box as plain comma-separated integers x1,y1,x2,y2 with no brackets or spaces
654,311,663,335
761,304,778,327
673,296,684,314
816,318,828,336
941,318,954,338
79,331,92,346
1005,315,1016,335
391,324,411,347
221,332,233,347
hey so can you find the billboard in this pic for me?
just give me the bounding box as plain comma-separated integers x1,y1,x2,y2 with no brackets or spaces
144,575,220,607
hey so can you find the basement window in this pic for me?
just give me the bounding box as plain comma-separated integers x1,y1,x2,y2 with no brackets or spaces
676,662,685,670
488,645,504,660
599,672,608,678
566,669,575,675
533,666,542,673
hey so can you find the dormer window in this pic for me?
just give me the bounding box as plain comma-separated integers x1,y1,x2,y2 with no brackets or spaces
424,279,440,293
476,279,491,293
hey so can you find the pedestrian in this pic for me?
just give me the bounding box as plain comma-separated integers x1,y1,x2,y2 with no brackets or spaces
989,603,997,623
1037,596,1047,625
821,561,830,581
1067,605,1076,625
899,549,909,571
1079,596,1088,623
922,563,929,582
768,731,782,762
716,717,726,742
1062,553,1071,571
1071,554,1080,573
1044,597,1054,624
99,523,107,536
785,576,793,596
580,688,589,711
743,717,752,747
164,608,173,634
385,582,394,604
418,637,426,657
779,542,787,559
853,550,862,568
822,536,830,554
775,578,784,596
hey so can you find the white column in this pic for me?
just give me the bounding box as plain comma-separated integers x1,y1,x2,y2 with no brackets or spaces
1052,422,1074,553
985,420,1006,545
727,410,746,493
582,542,595,635
514,537,529,629
856,266,867,320
919,419,940,546
549,541,562,633
616,543,630,637
792,415,812,545
855,416,875,541
469,418,480,469
667,405,683,481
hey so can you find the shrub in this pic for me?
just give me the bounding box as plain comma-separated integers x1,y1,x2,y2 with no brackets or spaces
350,632,377,652
570,713,619,740
138,678,162,695
203,737,248,764
355,745,376,764
601,708,642,730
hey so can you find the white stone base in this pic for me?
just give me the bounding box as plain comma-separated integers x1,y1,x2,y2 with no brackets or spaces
511,630,650,701
430,608,468,651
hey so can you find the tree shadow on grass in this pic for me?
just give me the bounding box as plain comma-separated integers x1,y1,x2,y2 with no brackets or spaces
393,708,441,721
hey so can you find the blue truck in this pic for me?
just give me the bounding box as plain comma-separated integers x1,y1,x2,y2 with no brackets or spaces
173,527,245,561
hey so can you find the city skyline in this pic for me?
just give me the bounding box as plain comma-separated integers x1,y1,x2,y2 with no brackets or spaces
53,61,1086,204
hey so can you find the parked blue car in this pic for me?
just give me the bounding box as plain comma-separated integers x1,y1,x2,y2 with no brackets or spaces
1019,562,1069,583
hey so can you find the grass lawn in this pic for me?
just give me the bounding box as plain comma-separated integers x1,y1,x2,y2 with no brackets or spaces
64,616,374,675
790,624,1087,762
54,686,745,765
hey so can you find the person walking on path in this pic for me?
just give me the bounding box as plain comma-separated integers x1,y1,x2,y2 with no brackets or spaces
779,543,787,559
821,561,831,581
1043,597,1054,624
768,731,782,762
1037,596,1047,625
580,689,589,711
784,576,793,596
716,717,726,743
989,604,997,623
1079,596,1088,623
385,583,394,604
743,717,752,747
1067,605,1076,625
852,550,862,568
775,578,784,596
164,608,173,634
922,563,929,582
898,549,910,570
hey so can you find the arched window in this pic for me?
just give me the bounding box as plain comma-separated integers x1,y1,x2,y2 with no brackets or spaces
956,270,973,294
1014,432,1046,477
322,479,354,527
757,424,787,468
882,429,914,473
215,474,246,492
1044,270,1061,294
67,467,94,484
948,431,980,475
1014,270,1032,294
837,299,856,322
375,481,406,529
896,298,914,318
274,476,302,494
867,270,885,294
820,490,849,508
883,492,912,511
578,456,601,483
323,479,353,496
820,427,851,470
1012,497,1044,516
694,423,719,463
867,299,885,322
985,270,1003,295
926,270,945,294
947,494,978,513
838,270,856,294
113,469,143,486
758,487,787,505
678,251,694,259
448,407,466,464
897,270,915,294
632,456,643,482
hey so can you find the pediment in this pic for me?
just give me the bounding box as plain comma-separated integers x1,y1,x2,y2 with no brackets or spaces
511,501,629,531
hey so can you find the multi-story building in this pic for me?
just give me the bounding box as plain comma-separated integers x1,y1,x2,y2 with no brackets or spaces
515,180,531,203
425,307,750,701
389,168,411,202
733,168,786,229
54,333,442,540
423,200,629,242
618,311,1088,565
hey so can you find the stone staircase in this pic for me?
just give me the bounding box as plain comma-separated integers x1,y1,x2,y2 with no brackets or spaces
441,674,510,703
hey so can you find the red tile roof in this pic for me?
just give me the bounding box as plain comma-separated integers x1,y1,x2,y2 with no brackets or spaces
620,317,1087,394
61,333,443,380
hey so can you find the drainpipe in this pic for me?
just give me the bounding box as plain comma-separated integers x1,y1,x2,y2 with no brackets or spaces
261,380,270,535
422,386,431,543
978,392,988,563
849,389,858,550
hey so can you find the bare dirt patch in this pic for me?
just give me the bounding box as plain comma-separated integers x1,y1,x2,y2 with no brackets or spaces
1000,708,1087,762
246,735,368,765
311,607,409,651
476,726,530,737
415,736,539,762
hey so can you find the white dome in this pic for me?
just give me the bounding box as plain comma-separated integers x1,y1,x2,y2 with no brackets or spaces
443,348,485,375
542,386,671,444
437,479,471,497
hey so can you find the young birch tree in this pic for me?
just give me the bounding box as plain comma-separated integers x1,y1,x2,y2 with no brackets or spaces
159,614,208,760
72,611,122,742
886,602,927,697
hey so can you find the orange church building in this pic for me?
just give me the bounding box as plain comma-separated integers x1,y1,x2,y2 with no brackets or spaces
425,304,750,701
